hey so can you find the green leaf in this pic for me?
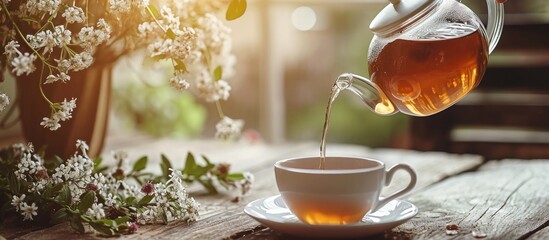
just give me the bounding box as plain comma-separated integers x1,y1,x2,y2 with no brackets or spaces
132,156,148,173
44,183,63,198
147,4,161,19
199,179,218,194
166,28,177,39
96,193,106,204
90,222,115,236
50,208,69,225
213,66,223,81
77,191,95,213
191,166,211,178
94,166,109,174
93,157,106,173
80,214,92,222
174,59,187,72
226,173,245,180
114,216,131,225
182,153,197,175
94,218,114,227
138,195,154,206
202,155,213,165
226,0,247,21
160,154,172,180
93,157,103,167
160,210,168,224
152,54,167,61
70,219,85,233
124,196,137,206
56,185,72,205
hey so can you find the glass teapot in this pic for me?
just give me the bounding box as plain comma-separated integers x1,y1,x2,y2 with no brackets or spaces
336,0,504,116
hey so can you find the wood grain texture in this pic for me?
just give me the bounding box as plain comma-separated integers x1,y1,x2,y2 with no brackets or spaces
0,139,486,239
387,159,549,240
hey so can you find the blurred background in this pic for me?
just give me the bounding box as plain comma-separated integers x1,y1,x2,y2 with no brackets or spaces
1,0,548,159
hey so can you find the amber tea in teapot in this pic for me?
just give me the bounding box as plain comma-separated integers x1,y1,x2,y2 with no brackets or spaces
334,0,504,117
369,23,488,116
319,0,504,167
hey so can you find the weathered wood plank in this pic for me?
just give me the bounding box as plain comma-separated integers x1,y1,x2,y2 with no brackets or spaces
387,159,549,240
527,224,549,240
4,140,484,239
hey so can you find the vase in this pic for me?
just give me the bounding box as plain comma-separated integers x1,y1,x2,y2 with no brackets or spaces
16,65,112,159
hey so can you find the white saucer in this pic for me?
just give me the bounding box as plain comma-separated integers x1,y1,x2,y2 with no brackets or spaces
244,195,418,238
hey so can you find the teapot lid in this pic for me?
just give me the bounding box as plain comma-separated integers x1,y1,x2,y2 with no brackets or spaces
369,0,439,35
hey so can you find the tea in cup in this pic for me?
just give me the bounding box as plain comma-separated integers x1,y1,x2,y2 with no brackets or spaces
274,156,417,225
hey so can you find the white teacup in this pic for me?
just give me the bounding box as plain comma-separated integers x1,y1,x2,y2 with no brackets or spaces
274,156,417,225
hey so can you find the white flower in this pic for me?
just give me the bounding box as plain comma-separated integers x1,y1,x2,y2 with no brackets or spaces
139,206,158,222
25,0,61,15
40,116,61,131
214,80,231,101
104,193,117,207
62,6,85,24
195,72,232,102
0,93,9,112
10,52,37,76
239,172,254,195
132,0,149,8
54,25,71,46
56,98,77,121
11,194,26,211
77,19,110,51
86,203,105,219
4,40,19,59
55,58,72,72
30,178,49,193
160,6,180,30
51,152,93,183
44,72,70,84
14,152,44,179
97,18,112,36
71,52,93,71
215,116,244,141
147,41,166,58
169,28,196,60
76,139,89,153
20,202,38,221
243,172,255,183
78,26,95,43
109,0,131,14
40,98,77,131
138,22,157,38
170,71,190,91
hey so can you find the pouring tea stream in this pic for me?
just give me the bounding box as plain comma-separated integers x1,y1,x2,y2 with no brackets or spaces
320,0,504,168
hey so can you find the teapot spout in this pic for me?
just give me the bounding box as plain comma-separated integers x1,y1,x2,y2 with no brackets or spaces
336,73,398,116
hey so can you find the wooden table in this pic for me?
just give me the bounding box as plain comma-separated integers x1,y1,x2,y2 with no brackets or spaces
1,136,548,239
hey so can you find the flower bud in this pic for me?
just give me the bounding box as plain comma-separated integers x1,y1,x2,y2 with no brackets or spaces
86,183,99,192
141,182,154,195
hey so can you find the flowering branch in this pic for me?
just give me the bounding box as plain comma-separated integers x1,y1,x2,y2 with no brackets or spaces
0,140,253,236
0,0,248,141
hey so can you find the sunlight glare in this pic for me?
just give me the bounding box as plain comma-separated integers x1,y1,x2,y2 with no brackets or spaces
291,6,317,31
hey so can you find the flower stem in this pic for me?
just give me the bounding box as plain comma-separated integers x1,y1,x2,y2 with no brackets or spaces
0,1,55,68
38,62,54,106
215,100,225,118
145,5,167,33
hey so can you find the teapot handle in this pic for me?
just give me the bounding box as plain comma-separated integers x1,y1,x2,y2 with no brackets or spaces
485,0,504,54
